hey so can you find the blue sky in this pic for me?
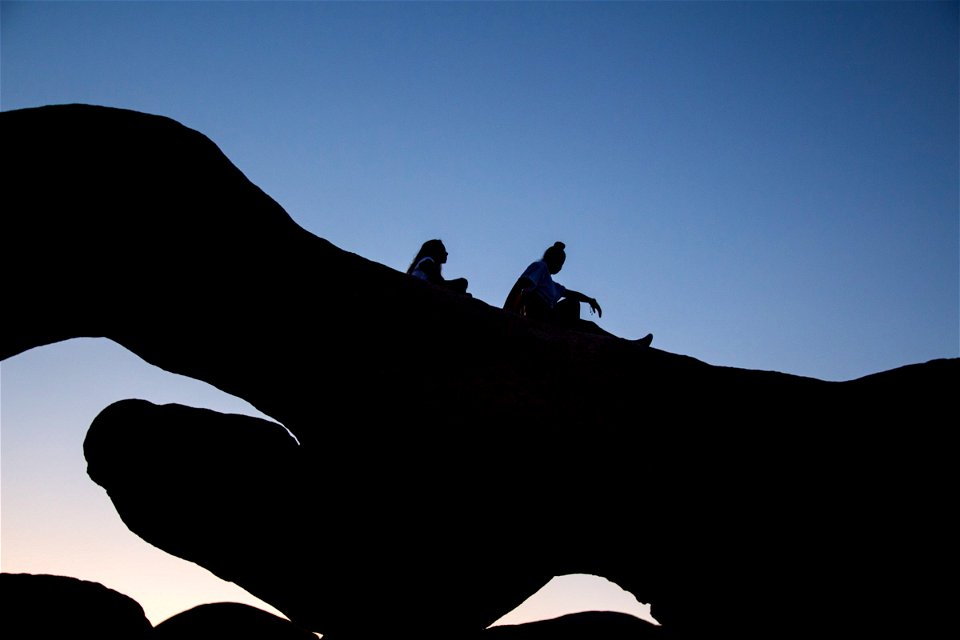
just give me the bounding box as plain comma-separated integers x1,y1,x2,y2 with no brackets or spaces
2,0,957,630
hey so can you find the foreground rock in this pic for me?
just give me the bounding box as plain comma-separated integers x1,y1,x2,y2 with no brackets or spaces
0,573,152,640
154,602,317,640
487,612,661,640
3,104,956,639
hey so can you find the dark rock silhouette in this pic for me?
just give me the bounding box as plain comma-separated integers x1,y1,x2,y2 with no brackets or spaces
2,104,957,639
486,611,661,640
0,573,152,640
153,602,317,640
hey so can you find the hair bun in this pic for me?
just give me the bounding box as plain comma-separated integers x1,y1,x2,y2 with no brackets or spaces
553,241,565,250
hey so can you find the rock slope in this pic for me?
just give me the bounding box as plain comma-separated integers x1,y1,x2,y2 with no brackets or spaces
3,104,956,639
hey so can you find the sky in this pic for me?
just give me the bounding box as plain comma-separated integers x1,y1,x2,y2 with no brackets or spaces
2,0,957,632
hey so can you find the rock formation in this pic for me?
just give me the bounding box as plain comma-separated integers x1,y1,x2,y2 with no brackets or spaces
486,611,661,640
0,573,152,640
153,602,318,640
3,104,956,639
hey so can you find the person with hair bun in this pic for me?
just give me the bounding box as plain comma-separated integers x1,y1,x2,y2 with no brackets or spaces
504,241,653,346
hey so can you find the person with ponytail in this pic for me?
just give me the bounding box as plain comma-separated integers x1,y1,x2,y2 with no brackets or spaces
407,239,469,294
504,241,652,346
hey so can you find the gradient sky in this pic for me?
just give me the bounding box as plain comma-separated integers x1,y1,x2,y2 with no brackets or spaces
2,0,957,631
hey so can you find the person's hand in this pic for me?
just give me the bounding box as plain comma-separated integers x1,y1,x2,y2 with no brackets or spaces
588,297,602,317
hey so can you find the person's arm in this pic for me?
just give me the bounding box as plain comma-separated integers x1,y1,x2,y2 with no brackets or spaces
418,259,443,285
563,289,602,317
503,277,535,312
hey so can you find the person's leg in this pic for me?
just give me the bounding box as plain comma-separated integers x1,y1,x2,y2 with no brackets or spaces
556,298,653,345
522,294,552,321
555,298,618,338
554,298,581,323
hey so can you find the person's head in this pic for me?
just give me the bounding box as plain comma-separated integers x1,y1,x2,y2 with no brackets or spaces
420,239,448,263
542,241,566,274
408,239,448,273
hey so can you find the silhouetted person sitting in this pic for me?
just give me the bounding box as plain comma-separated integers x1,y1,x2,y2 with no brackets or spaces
504,241,653,346
407,239,469,294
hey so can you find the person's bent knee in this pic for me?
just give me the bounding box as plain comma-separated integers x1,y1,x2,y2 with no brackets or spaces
556,298,581,321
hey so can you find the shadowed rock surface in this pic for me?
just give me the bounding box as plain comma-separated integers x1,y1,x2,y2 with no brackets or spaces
3,104,957,639
487,611,661,640
153,602,318,640
0,573,152,640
